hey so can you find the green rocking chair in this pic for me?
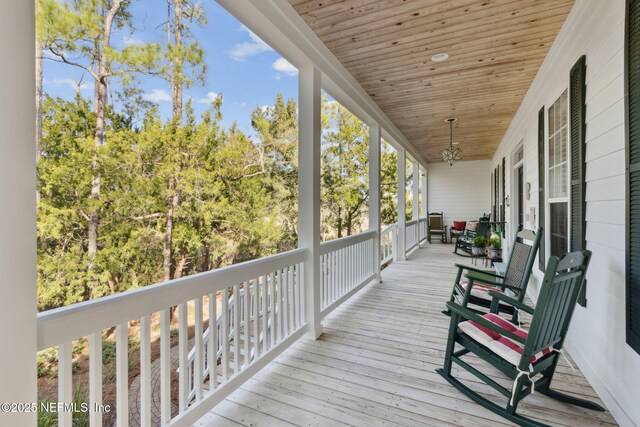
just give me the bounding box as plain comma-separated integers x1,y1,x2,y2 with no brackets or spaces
437,250,604,427
447,227,542,323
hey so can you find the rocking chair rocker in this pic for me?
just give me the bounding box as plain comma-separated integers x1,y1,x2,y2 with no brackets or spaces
446,227,542,323
437,250,604,427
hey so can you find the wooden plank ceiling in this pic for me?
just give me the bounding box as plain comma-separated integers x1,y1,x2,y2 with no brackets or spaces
288,0,575,163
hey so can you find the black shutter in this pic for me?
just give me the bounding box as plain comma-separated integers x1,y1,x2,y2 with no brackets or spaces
501,156,506,237
626,0,640,354
570,55,588,307
538,107,546,272
491,171,495,220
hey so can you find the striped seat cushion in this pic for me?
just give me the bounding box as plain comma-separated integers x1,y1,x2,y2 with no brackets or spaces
458,313,552,365
456,280,503,301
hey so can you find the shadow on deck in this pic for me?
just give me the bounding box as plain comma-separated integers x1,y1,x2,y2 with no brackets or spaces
195,243,618,427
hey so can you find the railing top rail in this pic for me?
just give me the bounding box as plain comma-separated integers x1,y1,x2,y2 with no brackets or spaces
406,219,419,226
380,223,397,234
37,247,308,350
419,217,428,223
319,230,376,255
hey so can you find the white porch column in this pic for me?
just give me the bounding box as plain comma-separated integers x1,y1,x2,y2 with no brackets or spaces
369,125,381,282
298,64,323,339
397,149,406,261
421,167,428,219
412,161,419,221
0,0,37,425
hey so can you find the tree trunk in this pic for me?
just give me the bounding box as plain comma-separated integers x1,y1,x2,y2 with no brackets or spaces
87,0,124,298
173,252,188,280
172,0,183,122
163,187,178,282
35,41,43,203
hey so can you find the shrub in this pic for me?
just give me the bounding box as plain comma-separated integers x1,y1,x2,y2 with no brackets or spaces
473,236,488,247
488,237,502,249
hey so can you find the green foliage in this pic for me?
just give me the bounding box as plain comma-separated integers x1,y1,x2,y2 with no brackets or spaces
473,236,489,247
488,237,502,249
37,92,296,309
38,384,89,427
380,141,398,226
37,348,58,378
321,97,369,239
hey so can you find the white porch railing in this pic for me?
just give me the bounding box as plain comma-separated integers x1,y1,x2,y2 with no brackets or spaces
380,223,396,265
418,218,428,243
319,230,377,317
405,219,419,254
36,223,428,427
37,248,307,427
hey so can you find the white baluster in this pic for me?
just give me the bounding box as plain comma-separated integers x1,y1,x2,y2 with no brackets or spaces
244,282,250,367
88,332,102,427
116,323,128,427
58,341,72,427
194,297,203,401
222,288,229,381
178,302,188,412
160,308,171,425
140,315,151,427
233,284,240,374
208,293,217,390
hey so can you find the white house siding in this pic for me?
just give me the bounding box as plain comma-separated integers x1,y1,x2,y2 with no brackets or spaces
491,0,637,425
426,160,491,230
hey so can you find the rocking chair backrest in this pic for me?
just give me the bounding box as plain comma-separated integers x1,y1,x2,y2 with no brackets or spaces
475,220,490,238
503,228,542,295
429,212,443,230
523,250,592,364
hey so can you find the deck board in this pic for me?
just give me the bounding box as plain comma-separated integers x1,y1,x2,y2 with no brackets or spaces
197,243,619,426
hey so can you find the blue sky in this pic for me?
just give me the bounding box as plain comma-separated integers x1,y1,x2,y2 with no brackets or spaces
42,1,298,136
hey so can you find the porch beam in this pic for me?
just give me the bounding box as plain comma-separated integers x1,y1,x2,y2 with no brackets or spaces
397,149,407,261
298,64,323,339
369,125,381,282
0,0,37,425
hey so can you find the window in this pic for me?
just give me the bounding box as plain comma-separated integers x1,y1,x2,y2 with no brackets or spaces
547,90,569,257
626,0,640,354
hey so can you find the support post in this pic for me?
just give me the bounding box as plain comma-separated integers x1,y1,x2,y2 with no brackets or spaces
397,149,406,261
412,160,420,246
0,1,37,425
369,125,381,282
298,64,323,339
412,161,419,221
422,167,428,219
421,166,428,246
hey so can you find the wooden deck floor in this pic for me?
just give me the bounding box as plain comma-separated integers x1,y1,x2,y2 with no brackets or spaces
195,243,618,427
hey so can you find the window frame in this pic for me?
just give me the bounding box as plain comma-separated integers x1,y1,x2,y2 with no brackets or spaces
545,88,572,259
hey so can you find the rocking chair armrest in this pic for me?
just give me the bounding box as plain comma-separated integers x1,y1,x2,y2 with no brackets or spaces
462,274,521,292
486,291,534,314
445,301,526,345
454,263,503,278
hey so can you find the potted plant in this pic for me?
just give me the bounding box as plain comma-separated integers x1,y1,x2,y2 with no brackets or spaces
472,236,488,255
487,237,502,259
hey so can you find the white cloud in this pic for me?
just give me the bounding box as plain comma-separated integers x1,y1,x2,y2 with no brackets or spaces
227,26,273,61
48,78,91,91
123,36,145,47
143,89,171,103
272,57,298,77
196,91,220,104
